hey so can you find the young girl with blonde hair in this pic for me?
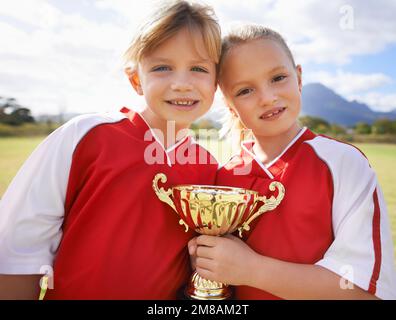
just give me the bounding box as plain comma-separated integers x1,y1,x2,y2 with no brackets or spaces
0,1,221,299
189,25,396,300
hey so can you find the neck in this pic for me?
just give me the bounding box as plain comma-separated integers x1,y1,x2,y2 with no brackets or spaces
252,122,302,165
141,108,190,149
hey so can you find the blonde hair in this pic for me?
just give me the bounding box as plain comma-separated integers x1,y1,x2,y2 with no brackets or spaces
123,0,221,68
218,25,296,148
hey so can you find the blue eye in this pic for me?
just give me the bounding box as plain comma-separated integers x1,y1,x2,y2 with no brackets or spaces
191,66,208,73
236,88,253,97
152,66,170,72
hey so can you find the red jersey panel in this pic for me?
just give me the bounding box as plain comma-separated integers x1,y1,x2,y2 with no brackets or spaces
216,128,396,300
46,111,217,299
0,110,217,299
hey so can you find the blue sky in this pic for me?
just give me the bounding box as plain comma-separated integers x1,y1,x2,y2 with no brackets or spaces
1,0,396,116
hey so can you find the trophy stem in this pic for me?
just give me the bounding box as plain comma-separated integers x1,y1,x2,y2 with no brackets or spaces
185,271,232,300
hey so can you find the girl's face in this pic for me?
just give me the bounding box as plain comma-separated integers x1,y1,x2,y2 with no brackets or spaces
220,39,302,139
129,27,217,131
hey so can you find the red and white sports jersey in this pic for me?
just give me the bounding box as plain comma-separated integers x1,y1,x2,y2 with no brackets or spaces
216,128,396,300
0,109,218,299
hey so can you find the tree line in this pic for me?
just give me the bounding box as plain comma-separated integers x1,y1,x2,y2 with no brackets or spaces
0,97,35,126
0,97,60,137
299,116,396,135
1,96,396,139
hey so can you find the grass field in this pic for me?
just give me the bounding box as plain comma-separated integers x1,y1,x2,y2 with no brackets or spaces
1,136,395,262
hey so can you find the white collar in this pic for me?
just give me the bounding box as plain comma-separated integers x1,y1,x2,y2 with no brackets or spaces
265,127,307,168
241,127,307,178
138,113,193,166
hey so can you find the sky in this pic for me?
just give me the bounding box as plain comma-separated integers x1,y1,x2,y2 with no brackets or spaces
1,0,396,117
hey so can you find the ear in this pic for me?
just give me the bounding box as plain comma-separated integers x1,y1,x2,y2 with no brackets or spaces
125,67,143,95
221,95,238,117
228,106,238,117
295,64,302,93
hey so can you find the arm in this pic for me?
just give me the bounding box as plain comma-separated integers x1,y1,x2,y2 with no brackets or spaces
193,235,378,300
248,252,378,300
0,275,42,300
0,122,74,288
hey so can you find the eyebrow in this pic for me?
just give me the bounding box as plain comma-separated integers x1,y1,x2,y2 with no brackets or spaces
146,57,212,65
269,65,288,73
230,65,289,91
146,57,172,64
190,59,212,64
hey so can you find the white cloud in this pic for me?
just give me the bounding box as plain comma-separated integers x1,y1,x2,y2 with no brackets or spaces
0,0,62,28
349,92,396,112
0,0,146,115
304,70,392,95
0,22,52,56
1,0,396,115
210,0,396,65
304,69,396,111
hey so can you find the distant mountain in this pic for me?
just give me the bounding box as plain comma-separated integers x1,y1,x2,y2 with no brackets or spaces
301,83,396,126
33,83,396,128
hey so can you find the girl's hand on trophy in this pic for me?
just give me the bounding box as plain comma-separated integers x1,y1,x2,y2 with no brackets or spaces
188,237,198,270
194,234,259,286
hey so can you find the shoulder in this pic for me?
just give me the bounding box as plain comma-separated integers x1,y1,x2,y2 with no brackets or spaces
305,136,377,211
303,135,370,171
60,111,127,134
50,111,128,147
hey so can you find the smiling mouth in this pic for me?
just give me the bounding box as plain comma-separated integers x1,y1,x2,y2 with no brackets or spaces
260,107,286,119
166,99,199,107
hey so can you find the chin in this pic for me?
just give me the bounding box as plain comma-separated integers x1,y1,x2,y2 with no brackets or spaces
256,125,288,138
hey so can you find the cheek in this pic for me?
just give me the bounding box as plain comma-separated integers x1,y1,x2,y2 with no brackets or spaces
286,80,301,97
199,78,217,99
233,102,253,123
290,89,302,113
144,77,166,94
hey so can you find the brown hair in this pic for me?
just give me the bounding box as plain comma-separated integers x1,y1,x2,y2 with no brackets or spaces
218,24,296,146
123,0,221,68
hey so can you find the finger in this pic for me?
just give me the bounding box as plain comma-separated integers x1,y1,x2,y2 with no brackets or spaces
188,237,197,248
224,234,238,241
196,267,216,282
188,245,196,255
196,235,218,247
196,257,215,271
196,245,214,259
188,242,197,255
188,237,198,254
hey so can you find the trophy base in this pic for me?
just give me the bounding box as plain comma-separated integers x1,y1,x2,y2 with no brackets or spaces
185,271,232,300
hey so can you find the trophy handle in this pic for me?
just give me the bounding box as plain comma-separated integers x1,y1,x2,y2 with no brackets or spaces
152,173,177,212
152,173,190,232
238,181,285,237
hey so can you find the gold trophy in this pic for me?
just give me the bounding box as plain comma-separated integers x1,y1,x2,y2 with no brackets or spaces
152,173,285,300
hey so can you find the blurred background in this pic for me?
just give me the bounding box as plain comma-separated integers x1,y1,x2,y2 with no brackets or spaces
0,0,395,259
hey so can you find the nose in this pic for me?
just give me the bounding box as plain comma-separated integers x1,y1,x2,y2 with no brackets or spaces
170,73,193,92
258,86,278,106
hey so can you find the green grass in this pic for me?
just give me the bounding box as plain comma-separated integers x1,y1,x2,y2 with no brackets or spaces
0,136,45,197
1,137,395,264
355,143,396,261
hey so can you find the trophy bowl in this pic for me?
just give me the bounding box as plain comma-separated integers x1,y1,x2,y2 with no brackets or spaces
153,173,285,300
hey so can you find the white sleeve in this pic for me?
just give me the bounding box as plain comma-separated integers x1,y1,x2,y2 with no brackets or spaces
309,138,396,300
0,112,126,274
0,124,76,274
